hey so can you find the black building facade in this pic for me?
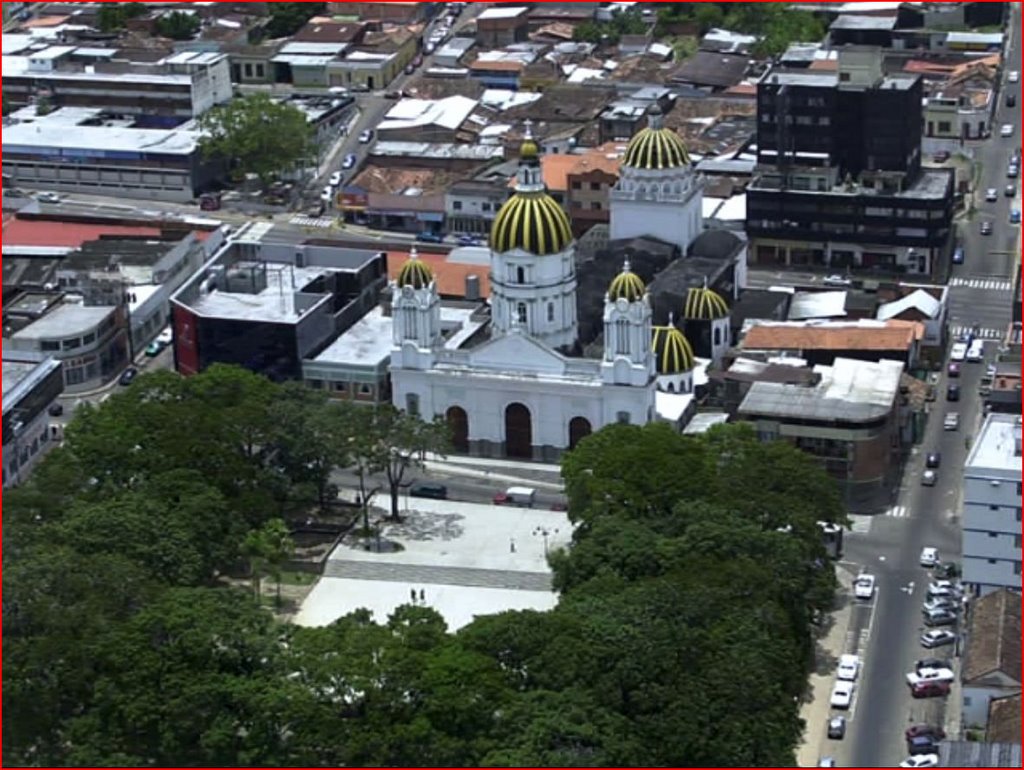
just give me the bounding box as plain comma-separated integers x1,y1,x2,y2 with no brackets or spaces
747,47,954,278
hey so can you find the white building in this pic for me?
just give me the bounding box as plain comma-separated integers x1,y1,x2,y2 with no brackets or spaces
389,119,716,459
962,413,1023,595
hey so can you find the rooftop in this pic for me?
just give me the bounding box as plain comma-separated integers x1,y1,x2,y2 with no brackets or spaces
477,6,529,21
3,122,198,155
788,291,848,321
739,357,905,424
378,95,477,132
939,741,1022,769
2,218,163,248
313,305,393,367
2,354,62,415
963,588,1022,685
966,413,1023,477
831,14,898,30
741,320,920,352
386,248,490,298
370,141,504,162
987,694,1022,744
188,263,331,323
10,303,114,341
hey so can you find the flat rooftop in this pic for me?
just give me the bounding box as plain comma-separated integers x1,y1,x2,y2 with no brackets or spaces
10,303,113,340
188,263,330,323
3,122,198,155
2,55,192,84
314,305,393,367
478,5,528,20
966,413,1022,476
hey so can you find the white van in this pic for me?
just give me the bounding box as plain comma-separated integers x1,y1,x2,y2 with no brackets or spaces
966,339,984,363
949,342,967,362
493,486,536,507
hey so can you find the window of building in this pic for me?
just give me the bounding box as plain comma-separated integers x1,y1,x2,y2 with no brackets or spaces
452,200,462,211
989,531,1000,538
359,384,372,395
590,182,600,191
839,72,851,82
937,121,952,133
1016,508,1022,522
1015,534,1021,548
255,63,265,78
517,303,527,325
1017,482,1022,495
988,559,998,564
41,340,59,351
990,505,1000,511
334,382,348,392
591,201,601,211
482,203,491,212
516,266,526,284
62,337,81,351
571,181,582,190
616,411,630,425
547,303,555,322
1016,561,1022,575
244,63,253,78
405,393,420,416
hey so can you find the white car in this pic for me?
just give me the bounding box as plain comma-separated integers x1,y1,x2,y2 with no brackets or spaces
1001,124,1015,138
329,171,343,188
853,574,876,600
830,680,854,709
156,327,173,346
320,186,333,203
36,191,61,203
927,580,958,598
358,129,373,144
920,547,939,568
905,667,955,686
985,187,999,201
949,342,967,362
920,629,956,649
900,754,939,768
966,339,985,363
837,654,860,681
823,274,853,287
1009,70,1020,84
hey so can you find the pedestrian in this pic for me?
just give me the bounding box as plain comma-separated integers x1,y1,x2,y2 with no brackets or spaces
510,537,516,553
419,588,425,602
410,587,417,604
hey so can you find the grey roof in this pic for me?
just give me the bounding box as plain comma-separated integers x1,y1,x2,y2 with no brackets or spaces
688,228,745,261
939,742,1022,768
831,14,897,30
671,51,749,89
739,357,904,424
10,303,114,340
789,291,848,321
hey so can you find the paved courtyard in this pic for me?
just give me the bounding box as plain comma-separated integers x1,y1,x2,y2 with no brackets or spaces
294,497,574,631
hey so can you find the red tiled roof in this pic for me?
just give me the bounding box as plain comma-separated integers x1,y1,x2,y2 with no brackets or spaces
741,322,919,352
387,250,490,299
2,219,164,248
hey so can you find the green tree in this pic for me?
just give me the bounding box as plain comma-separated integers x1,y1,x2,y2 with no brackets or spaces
242,518,294,604
156,10,201,40
263,2,326,39
198,94,314,188
96,2,146,32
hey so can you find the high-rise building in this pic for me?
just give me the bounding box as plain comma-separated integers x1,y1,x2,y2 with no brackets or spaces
962,414,1023,596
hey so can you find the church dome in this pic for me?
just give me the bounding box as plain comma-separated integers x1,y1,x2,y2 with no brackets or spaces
607,259,645,302
622,104,690,170
652,325,694,374
396,247,433,289
683,285,729,321
489,129,573,256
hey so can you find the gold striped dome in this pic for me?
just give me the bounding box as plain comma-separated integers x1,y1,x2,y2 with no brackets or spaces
607,260,645,302
396,248,433,289
623,104,690,170
489,194,573,255
683,286,729,320
489,128,572,256
652,326,694,375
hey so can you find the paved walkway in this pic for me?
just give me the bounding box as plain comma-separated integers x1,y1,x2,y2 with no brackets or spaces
323,558,552,591
795,568,856,768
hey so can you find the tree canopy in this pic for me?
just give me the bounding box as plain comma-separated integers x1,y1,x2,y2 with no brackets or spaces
262,2,327,40
3,365,844,766
156,10,201,41
197,94,314,187
657,2,826,55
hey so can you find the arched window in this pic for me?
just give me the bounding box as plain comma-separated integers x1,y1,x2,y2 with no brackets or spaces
547,303,555,322
517,303,528,325
714,327,721,346
405,393,420,417
615,319,629,355
516,266,526,284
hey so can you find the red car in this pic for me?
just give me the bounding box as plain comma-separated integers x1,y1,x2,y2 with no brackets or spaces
905,725,946,741
947,362,960,378
911,681,950,698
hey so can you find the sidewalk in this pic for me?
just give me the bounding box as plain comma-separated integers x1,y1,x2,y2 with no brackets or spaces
795,568,857,768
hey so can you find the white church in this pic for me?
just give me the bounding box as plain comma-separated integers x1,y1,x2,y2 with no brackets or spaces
389,109,733,460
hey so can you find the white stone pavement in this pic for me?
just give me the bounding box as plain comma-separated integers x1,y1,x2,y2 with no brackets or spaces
295,496,573,631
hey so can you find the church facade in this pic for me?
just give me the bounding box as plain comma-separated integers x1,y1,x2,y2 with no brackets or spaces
389,114,730,460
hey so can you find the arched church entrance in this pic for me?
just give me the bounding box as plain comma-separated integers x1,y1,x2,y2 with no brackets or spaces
504,403,532,459
446,406,469,454
568,417,592,450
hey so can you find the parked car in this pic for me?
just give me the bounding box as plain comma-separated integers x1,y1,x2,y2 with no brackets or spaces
922,597,958,613
914,659,951,674
951,246,964,264
923,609,958,627
823,274,853,287
943,412,960,431
1006,93,1016,107
827,715,847,740
900,754,939,768
329,171,343,188
493,486,537,507
932,150,950,163
1011,209,1021,224
947,361,960,376
417,231,445,243
384,90,402,99
927,580,959,598
1009,70,1020,83
1008,164,1019,179
404,63,415,75
925,452,941,468
936,562,961,580
1000,123,1014,138
48,402,64,417
905,725,946,741
837,654,860,681
919,547,939,568
36,191,61,203
410,482,448,500
905,667,955,686
118,367,139,386
946,384,960,401
966,339,985,362
829,680,854,709
921,470,937,487
853,573,876,600
950,342,967,362
907,736,940,756
320,186,333,203
157,327,173,346
457,234,483,246
910,680,950,698
342,153,357,170
1006,184,1017,197
980,219,994,235
358,129,374,143
818,759,836,768
985,187,999,201
144,341,163,357
920,629,956,649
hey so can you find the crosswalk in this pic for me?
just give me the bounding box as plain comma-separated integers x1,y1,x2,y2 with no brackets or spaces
289,215,335,228
886,505,909,518
950,325,1004,340
949,277,1013,291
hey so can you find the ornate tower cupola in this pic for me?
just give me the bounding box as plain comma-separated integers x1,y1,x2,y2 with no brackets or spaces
601,259,655,386
682,278,731,367
488,121,578,350
610,103,704,253
391,246,441,370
